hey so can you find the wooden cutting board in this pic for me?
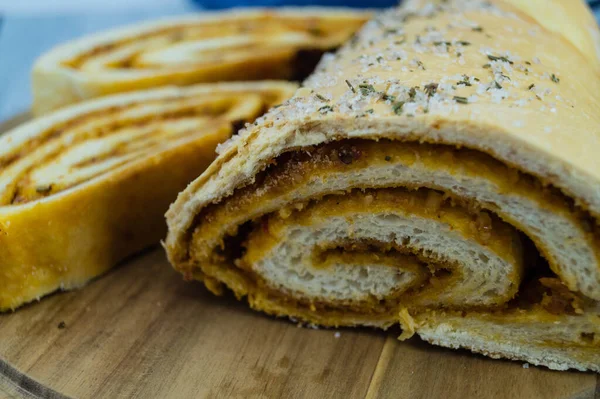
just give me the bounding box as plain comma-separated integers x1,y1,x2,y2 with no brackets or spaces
0,114,598,399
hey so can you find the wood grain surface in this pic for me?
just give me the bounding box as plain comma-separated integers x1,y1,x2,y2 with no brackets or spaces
0,114,598,398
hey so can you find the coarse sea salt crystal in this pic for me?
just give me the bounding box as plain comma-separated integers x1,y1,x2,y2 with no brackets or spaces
490,88,509,103
513,99,528,107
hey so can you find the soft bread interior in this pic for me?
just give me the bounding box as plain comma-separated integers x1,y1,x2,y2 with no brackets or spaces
243,189,523,308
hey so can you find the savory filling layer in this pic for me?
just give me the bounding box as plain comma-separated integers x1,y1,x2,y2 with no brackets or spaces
62,14,367,75
191,139,600,298
0,89,289,206
186,139,600,348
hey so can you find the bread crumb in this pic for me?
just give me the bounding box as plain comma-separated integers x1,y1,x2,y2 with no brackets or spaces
522,363,530,369
398,308,417,340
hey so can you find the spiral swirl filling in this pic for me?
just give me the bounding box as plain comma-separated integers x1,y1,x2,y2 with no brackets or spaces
185,139,599,332
61,13,367,80
0,89,285,206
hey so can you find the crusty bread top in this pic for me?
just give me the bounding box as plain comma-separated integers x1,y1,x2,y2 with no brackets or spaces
166,0,600,268
500,0,600,67
401,0,600,70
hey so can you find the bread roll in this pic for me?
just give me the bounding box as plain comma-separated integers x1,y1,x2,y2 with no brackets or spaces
165,0,600,371
32,8,370,115
0,81,296,310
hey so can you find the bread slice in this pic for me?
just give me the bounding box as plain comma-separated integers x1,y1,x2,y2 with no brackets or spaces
31,7,370,115
0,81,296,310
165,0,600,372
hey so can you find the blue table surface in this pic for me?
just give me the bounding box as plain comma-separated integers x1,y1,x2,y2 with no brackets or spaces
0,4,599,122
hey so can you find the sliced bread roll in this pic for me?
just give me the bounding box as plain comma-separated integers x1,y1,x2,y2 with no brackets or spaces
32,8,370,115
165,0,600,371
0,81,296,310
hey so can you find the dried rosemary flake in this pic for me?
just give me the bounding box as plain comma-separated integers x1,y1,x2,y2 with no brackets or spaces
345,79,356,93
318,105,333,114
365,109,374,114
315,94,329,102
487,54,513,64
424,83,438,96
472,26,483,32
359,84,376,96
483,63,491,69
457,75,472,86
453,96,469,104
408,87,417,99
551,74,560,83
392,101,405,115
528,84,535,90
